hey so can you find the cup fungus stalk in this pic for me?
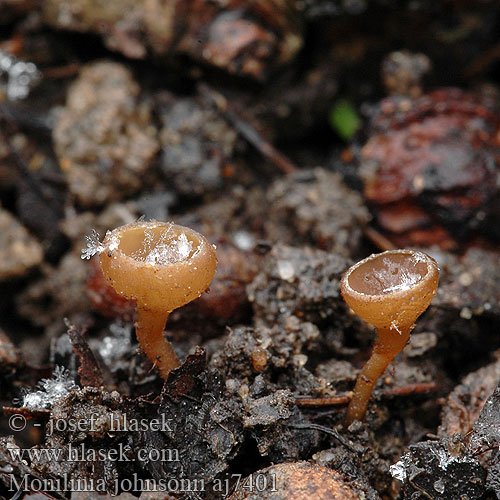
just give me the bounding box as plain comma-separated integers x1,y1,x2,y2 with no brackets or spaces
84,220,217,379
340,249,439,426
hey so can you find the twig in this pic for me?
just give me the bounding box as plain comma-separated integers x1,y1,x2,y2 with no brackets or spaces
43,63,80,79
288,422,359,452
294,381,437,408
463,43,500,78
3,406,50,418
198,83,298,175
386,382,437,396
363,226,397,251
295,396,350,407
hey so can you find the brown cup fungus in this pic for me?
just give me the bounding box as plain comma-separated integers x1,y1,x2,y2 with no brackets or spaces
340,249,438,426
97,220,217,379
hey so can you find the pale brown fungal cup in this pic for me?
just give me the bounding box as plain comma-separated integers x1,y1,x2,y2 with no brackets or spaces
340,249,439,426
99,220,217,379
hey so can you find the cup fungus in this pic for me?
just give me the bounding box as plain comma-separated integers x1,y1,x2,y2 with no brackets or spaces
340,249,439,426
97,220,217,379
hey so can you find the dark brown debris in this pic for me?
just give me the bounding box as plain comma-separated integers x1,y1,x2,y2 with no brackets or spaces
199,84,298,175
358,88,500,249
0,436,66,500
42,0,304,80
439,353,500,437
391,436,486,500
434,248,500,318
67,324,104,388
16,248,91,329
163,346,207,398
3,3,500,499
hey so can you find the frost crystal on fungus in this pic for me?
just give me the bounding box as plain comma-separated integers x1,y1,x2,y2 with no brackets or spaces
21,366,76,410
80,220,195,264
81,229,104,260
131,224,195,265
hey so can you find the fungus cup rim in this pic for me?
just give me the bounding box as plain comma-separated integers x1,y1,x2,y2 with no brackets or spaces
340,249,439,304
102,220,212,272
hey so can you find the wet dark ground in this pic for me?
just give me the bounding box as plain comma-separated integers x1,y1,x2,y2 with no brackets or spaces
1,1,500,499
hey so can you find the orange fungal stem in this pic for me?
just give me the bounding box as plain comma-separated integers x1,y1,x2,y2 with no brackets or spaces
135,308,179,379
345,326,410,426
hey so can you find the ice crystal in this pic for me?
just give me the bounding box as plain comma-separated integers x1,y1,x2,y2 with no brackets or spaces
390,458,408,482
39,366,77,399
0,51,41,100
22,391,48,411
434,478,445,494
96,323,132,364
390,320,402,334
81,229,104,260
373,257,422,293
390,443,473,485
132,224,194,265
364,255,424,295
21,366,76,410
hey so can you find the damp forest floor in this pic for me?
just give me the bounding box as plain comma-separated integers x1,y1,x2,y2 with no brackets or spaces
1,2,500,500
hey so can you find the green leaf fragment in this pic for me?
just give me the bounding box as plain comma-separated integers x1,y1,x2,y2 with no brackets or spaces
329,99,361,140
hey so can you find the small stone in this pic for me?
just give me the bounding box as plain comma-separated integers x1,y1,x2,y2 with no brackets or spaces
277,260,295,282
458,272,473,287
0,208,42,281
460,307,472,320
53,61,159,207
404,332,438,358
265,168,369,257
292,353,308,367
233,230,255,251
157,94,236,197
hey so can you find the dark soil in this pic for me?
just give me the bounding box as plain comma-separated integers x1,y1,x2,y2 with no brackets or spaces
1,2,500,499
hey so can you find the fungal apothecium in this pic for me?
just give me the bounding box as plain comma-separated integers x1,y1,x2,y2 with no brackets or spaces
96,220,217,379
340,249,439,425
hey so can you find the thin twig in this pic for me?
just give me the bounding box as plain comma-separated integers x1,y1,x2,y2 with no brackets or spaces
295,396,350,406
295,381,437,408
463,43,500,78
387,382,437,396
363,226,397,251
288,422,359,452
198,83,298,175
43,63,80,79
